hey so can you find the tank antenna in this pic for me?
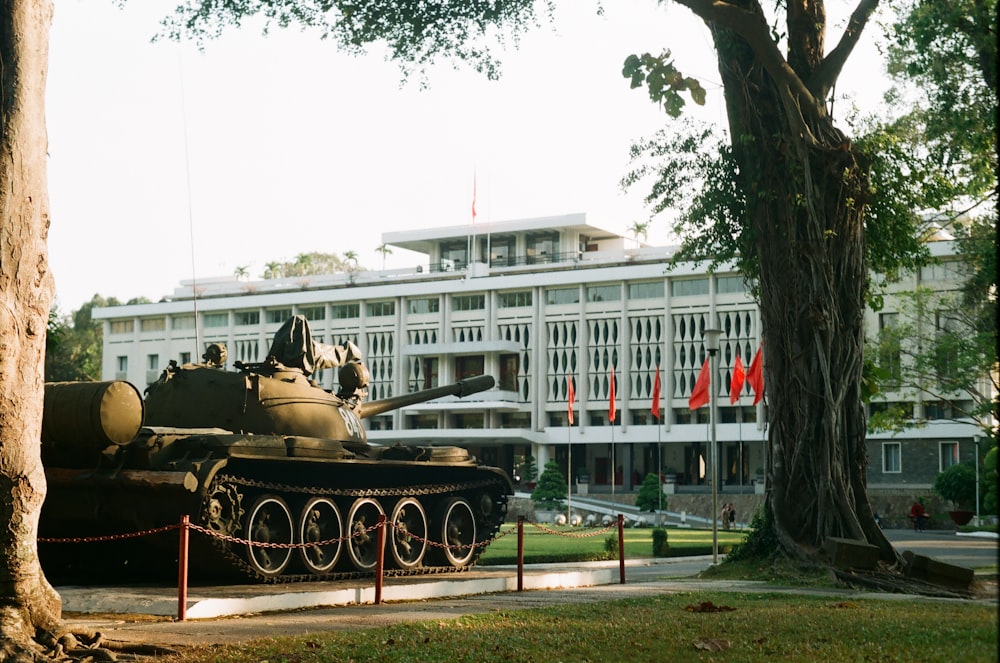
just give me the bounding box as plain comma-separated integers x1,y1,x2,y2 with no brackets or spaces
176,36,202,353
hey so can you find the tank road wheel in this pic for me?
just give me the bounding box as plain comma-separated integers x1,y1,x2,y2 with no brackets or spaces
437,497,477,567
245,495,294,577
205,483,243,537
346,498,385,571
389,497,428,570
298,497,343,574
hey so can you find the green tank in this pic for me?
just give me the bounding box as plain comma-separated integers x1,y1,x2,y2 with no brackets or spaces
39,316,512,583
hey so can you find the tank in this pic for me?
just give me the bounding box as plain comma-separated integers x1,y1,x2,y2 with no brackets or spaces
39,316,513,583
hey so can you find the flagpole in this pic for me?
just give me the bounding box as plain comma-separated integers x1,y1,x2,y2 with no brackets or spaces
657,416,663,524
611,427,615,500
567,374,575,526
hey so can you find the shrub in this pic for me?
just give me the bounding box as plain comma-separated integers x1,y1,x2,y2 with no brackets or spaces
651,528,669,556
983,446,998,514
531,460,567,511
635,472,666,512
933,463,977,510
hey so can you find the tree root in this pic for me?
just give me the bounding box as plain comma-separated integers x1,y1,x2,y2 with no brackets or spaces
833,567,974,599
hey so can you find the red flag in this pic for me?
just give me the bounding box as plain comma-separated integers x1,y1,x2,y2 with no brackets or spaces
651,366,662,420
688,358,710,411
747,345,764,405
567,374,575,426
608,365,616,423
729,354,746,404
471,174,478,222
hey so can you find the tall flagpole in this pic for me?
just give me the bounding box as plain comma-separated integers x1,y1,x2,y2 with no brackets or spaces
567,374,574,526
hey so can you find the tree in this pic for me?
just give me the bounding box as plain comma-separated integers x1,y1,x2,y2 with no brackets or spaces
376,243,393,271
635,473,665,513
530,460,567,513
932,463,977,511
622,0,909,564
45,296,120,383
626,220,649,246
0,0,64,657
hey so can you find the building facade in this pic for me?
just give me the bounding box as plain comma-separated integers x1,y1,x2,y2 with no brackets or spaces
93,213,984,497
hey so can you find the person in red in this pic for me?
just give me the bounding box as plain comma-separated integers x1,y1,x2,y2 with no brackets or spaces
908,501,927,532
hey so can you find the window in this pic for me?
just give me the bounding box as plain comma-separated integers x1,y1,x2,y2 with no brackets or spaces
877,313,901,389
267,308,293,324
545,287,579,305
939,442,960,470
172,315,195,330
440,240,467,270
234,310,260,326
628,281,664,299
920,260,962,282
116,356,128,372
452,295,485,311
408,298,440,315
499,354,519,391
140,317,165,332
300,306,326,321
109,320,134,334
367,301,395,317
587,285,620,303
147,354,159,371
330,303,359,319
455,355,485,381
716,276,745,294
179,352,191,364
671,278,710,297
527,232,558,262
882,442,901,473
498,291,532,308
203,313,228,328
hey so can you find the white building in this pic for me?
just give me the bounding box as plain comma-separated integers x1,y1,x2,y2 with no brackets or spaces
93,212,982,497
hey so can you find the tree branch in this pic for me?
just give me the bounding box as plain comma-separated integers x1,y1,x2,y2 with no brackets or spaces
809,0,881,100
675,0,826,143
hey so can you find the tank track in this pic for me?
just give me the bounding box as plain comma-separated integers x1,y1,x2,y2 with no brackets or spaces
200,473,509,584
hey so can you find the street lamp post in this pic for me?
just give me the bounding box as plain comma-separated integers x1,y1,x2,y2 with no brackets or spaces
704,327,722,565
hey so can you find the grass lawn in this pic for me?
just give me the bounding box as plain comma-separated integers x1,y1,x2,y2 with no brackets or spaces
477,522,748,565
170,591,998,662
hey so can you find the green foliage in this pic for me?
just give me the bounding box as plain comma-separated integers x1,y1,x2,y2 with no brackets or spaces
983,445,998,514
635,473,665,513
621,51,706,117
933,463,977,509
651,528,669,557
261,252,362,279
519,453,537,483
724,503,779,564
530,460,566,511
45,295,123,382
603,535,617,554
153,0,548,81
886,0,997,199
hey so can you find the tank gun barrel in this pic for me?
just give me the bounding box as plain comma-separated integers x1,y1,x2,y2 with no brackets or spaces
358,374,495,419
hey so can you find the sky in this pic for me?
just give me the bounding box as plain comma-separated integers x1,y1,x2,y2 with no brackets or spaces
46,1,887,313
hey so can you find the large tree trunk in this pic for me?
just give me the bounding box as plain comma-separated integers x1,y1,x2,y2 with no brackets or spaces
0,0,62,658
688,0,896,562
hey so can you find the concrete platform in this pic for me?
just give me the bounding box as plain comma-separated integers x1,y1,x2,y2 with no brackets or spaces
58,557,695,619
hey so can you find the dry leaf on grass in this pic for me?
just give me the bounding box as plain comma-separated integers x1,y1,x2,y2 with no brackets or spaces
694,638,731,651
684,600,736,612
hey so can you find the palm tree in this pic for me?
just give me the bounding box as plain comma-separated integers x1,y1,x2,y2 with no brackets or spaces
263,261,283,280
627,221,650,247
376,243,393,271
233,265,249,281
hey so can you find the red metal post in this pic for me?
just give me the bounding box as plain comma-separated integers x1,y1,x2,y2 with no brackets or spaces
374,514,386,605
617,514,626,584
517,516,525,591
177,515,189,621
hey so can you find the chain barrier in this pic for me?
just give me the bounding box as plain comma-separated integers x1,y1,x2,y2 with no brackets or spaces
38,523,181,544
40,515,512,555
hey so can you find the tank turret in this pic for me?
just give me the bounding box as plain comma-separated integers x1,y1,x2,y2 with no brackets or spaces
39,316,512,583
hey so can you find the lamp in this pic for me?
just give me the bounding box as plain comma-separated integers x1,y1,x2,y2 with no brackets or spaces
704,327,722,564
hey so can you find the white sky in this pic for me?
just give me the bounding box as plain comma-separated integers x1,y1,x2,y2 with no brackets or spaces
46,0,886,312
